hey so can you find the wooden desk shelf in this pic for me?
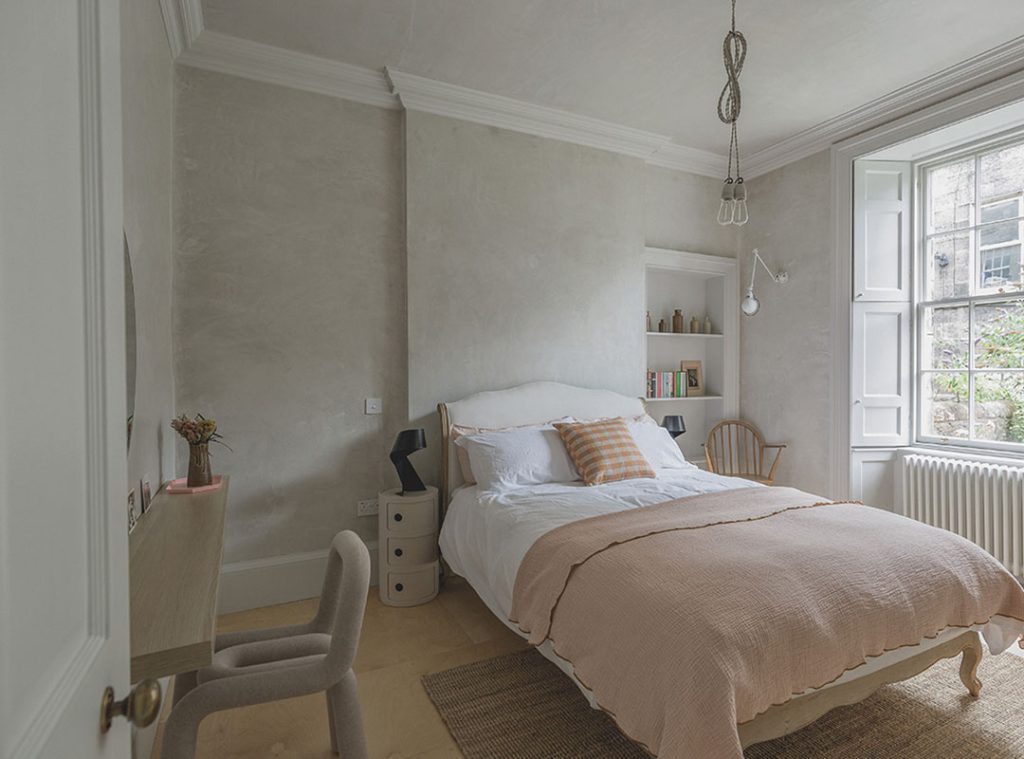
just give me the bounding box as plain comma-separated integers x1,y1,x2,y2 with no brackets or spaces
129,476,229,682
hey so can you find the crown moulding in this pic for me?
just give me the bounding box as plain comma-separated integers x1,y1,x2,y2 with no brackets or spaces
158,3,1024,180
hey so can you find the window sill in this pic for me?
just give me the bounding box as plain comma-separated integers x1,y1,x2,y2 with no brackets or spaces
906,442,1024,467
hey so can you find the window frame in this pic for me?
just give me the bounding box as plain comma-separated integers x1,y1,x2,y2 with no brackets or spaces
914,132,1024,456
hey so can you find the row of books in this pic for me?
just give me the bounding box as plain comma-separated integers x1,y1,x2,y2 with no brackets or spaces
646,370,688,399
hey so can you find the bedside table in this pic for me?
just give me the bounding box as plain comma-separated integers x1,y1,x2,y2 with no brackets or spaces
378,486,439,607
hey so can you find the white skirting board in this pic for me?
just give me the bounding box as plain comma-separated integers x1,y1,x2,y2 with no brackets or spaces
217,540,379,614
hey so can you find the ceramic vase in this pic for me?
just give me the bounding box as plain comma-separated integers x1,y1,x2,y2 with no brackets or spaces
672,309,684,333
187,443,213,487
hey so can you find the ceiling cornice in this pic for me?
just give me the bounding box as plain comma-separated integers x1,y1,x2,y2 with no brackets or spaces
743,35,1024,177
180,32,399,110
386,68,689,163
158,8,1024,181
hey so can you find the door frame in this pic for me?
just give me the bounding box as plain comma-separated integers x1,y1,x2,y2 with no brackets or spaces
829,71,1024,499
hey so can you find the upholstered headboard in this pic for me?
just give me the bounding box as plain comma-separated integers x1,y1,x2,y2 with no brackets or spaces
436,381,647,511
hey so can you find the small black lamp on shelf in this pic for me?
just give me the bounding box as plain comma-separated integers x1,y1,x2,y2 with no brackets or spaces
390,428,427,494
661,415,686,438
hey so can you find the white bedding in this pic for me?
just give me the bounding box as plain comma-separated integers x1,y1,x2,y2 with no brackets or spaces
439,467,756,620
439,470,1016,707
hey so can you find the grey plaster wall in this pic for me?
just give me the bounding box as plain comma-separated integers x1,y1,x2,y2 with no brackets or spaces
739,150,833,496
405,111,648,482
644,164,739,255
122,0,175,499
173,68,405,564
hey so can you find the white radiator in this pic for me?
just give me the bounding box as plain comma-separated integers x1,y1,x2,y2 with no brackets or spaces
901,453,1024,578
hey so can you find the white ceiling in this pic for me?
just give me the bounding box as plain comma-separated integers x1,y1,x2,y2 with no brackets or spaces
201,0,1024,157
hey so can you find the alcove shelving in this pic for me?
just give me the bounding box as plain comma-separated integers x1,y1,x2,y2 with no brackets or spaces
643,248,739,465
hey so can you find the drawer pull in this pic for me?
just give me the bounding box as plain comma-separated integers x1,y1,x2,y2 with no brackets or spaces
394,548,403,557
395,583,404,592
394,513,403,522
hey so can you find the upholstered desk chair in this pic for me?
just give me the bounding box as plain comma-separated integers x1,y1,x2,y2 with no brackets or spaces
161,531,371,759
704,419,786,485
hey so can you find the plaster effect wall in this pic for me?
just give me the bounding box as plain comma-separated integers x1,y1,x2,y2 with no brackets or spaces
122,0,174,498
739,150,832,496
645,165,739,256
173,68,405,564
405,111,648,481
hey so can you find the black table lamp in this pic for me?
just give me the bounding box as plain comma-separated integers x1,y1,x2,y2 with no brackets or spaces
390,428,427,494
661,415,686,438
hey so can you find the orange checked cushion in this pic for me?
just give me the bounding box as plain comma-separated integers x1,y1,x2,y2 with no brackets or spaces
554,418,656,486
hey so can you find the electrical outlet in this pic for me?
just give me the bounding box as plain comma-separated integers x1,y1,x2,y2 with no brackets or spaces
364,398,382,415
357,498,378,517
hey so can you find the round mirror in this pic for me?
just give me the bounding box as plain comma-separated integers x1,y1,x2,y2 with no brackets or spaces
124,232,137,452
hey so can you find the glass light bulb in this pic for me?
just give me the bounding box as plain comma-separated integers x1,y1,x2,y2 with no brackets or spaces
717,199,734,225
717,181,735,226
733,198,748,226
732,180,748,226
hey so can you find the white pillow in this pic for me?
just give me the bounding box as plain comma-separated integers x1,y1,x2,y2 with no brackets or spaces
627,422,694,470
454,425,580,490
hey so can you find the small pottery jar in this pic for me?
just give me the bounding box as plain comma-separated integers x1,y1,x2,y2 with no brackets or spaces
704,315,713,334
187,442,213,487
658,318,668,333
672,309,684,334
690,316,701,334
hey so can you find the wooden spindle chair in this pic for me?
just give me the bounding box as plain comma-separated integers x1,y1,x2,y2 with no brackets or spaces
704,420,786,485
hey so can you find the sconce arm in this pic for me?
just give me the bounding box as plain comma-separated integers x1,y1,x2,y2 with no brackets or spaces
747,248,788,291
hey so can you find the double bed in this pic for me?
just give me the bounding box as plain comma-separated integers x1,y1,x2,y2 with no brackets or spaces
435,382,1024,757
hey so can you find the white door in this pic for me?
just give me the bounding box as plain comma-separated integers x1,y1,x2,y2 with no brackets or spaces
850,302,911,447
1,1,135,757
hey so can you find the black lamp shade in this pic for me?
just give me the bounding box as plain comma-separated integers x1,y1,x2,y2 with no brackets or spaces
661,415,686,438
390,428,427,494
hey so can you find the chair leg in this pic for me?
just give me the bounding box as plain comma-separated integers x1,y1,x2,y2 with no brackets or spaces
326,689,339,754
327,670,368,759
160,702,202,759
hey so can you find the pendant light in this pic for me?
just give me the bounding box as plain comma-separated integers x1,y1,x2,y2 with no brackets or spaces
716,0,748,226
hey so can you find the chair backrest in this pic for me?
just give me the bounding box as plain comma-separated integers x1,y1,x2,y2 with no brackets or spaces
705,419,767,478
309,530,371,676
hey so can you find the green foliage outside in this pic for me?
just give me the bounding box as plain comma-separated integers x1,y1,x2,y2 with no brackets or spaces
931,301,1024,443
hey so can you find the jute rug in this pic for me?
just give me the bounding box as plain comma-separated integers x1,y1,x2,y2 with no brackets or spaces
422,649,1024,758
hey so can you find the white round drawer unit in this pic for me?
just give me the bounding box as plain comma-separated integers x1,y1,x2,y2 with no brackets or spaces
378,486,439,607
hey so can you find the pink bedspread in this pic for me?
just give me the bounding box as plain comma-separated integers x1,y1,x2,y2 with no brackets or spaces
509,487,1024,758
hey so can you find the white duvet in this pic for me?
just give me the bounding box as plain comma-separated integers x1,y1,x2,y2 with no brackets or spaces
439,467,757,619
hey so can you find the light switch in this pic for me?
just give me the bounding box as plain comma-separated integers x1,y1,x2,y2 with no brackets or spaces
365,398,382,415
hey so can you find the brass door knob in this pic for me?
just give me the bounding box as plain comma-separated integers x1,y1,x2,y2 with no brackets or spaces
100,679,162,733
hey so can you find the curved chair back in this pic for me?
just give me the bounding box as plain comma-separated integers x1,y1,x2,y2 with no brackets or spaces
312,531,371,677
705,419,784,484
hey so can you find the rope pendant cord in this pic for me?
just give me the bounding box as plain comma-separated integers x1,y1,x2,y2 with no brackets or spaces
715,0,749,225
717,0,746,180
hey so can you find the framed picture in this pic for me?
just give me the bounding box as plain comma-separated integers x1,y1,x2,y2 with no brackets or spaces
680,360,705,397
127,490,138,533
140,479,153,514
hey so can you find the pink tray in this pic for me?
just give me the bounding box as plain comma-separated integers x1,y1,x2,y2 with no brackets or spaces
167,475,224,495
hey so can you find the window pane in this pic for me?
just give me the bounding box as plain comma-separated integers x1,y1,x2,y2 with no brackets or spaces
980,198,1021,224
928,159,974,234
920,305,969,370
975,300,1024,369
978,245,1022,290
924,232,970,300
973,373,1024,443
979,143,1024,203
920,372,969,439
979,220,1019,247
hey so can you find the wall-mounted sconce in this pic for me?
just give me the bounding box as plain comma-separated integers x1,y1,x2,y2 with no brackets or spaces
741,248,788,317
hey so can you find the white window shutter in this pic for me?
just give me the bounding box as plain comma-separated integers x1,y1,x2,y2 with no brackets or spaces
850,301,911,447
853,161,911,302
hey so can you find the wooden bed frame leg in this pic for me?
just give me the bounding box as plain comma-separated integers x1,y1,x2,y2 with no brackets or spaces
959,632,983,698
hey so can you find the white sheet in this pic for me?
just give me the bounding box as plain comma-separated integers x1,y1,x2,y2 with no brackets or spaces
440,467,756,620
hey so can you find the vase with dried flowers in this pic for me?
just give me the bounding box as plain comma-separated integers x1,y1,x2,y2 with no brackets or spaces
171,414,229,487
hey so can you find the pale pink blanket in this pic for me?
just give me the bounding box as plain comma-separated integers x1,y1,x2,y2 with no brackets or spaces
509,487,1024,758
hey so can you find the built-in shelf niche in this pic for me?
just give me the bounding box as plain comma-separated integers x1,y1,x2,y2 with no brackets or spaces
643,248,739,464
